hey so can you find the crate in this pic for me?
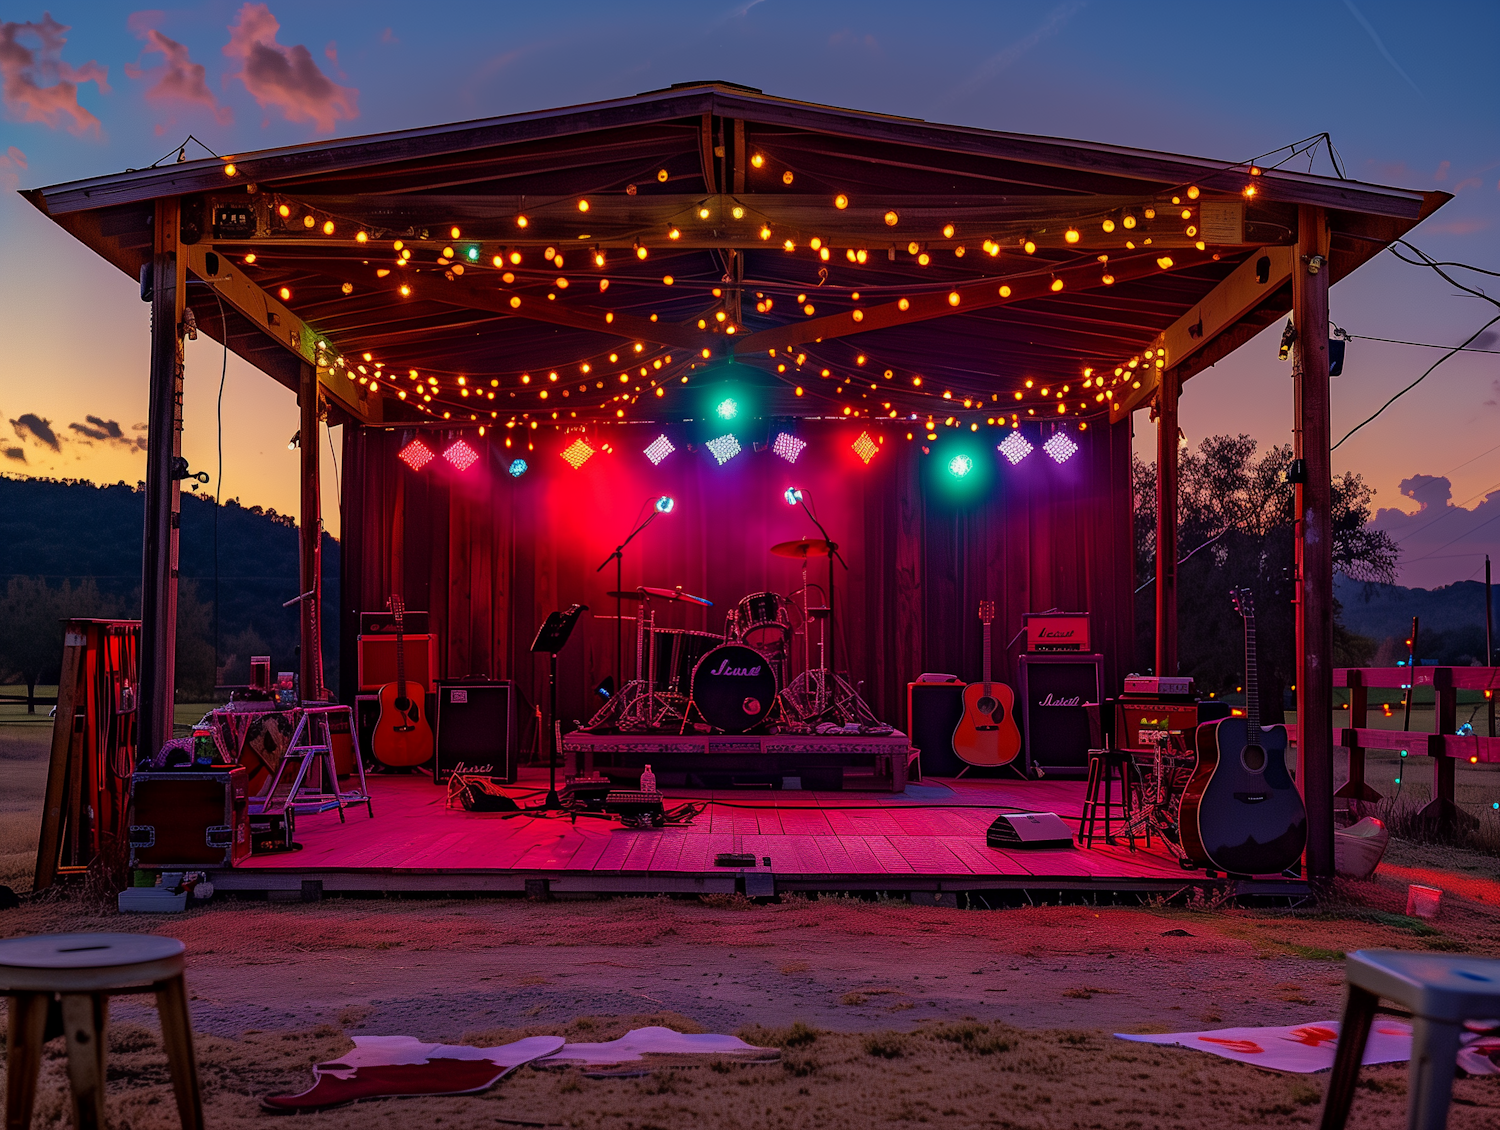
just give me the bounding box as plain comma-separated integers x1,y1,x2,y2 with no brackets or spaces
129,767,251,869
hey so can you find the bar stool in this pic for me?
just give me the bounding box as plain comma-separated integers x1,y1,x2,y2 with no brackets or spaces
1,932,203,1130
1080,746,1139,849
1319,948,1500,1130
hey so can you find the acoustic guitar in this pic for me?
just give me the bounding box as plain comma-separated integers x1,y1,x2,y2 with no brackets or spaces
1179,588,1307,875
371,595,434,768
952,600,1022,767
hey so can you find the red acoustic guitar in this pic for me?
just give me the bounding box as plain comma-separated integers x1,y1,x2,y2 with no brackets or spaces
371,595,434,768
952,600,1022,767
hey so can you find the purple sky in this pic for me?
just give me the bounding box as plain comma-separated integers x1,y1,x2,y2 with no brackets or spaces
2,1,1497,586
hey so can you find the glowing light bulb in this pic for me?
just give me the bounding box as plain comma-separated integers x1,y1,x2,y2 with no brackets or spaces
278,286,291,300
1102,219,1115,233
782,171,794,185
834,194,849,209
732,205,744,219
1023,239,1036,255
636,246,648,260
1064,228,1080,244
884,211,898,226
223,163,237,177
1050,278,1064,292
942,223,955,239
516,215,529,228
578,199,590,212
1122,213,1136,229
303,215,315,228
663,275,674,285
356,231,368,243
947,292,960,306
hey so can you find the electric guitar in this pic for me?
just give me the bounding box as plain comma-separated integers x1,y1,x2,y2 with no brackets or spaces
1179,589,1307,875
951,600,1022,767
371,595,434,768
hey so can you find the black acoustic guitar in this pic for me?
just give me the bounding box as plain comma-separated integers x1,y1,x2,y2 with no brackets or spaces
1179,588,1307,875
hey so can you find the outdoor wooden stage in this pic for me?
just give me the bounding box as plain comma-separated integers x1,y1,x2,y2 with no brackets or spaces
213,771,1308,899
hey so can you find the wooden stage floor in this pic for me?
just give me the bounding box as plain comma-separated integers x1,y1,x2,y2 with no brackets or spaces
215,771,1306,898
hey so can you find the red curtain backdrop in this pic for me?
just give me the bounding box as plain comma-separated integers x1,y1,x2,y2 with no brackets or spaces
340,419,1135,733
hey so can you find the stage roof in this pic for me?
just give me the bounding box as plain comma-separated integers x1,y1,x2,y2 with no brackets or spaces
24,81,1447,430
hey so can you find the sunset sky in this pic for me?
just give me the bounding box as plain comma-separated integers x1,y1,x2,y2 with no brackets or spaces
2,1,1496,588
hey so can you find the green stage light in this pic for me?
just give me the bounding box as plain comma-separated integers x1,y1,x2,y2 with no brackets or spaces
466,246,480,261
716,397,739,420
948,453,974,478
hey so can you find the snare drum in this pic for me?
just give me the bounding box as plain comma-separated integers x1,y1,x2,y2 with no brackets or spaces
731,591,792,649
649,629,723,696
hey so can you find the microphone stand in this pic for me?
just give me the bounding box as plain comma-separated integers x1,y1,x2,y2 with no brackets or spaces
596,504,661,690
797,497,847,679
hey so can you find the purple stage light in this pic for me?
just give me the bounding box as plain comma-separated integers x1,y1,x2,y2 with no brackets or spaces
643,434,675,465
998,431,1033,465
772,431,806,463
706,433,742,465
397,439,435,471
1043,432,1079,464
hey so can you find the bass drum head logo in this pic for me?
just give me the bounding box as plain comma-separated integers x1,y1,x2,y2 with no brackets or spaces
741,697,762,716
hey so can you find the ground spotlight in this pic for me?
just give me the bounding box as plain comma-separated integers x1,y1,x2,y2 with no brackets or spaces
655,495,675,513
784,487,804,506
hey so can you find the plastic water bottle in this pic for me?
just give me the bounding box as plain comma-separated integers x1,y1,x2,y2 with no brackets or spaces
641,764,657,793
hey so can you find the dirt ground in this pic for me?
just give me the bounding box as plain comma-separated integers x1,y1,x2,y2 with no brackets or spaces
4,722,1500,1128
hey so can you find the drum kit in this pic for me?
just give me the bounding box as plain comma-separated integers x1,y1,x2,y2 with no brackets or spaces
585,537,879,734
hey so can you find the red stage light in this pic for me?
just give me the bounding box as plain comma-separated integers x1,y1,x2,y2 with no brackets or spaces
771,431,806,463
643,434,675,465
443,439,479,471
561,438,596,469
851,431,879,464
397,439,435,471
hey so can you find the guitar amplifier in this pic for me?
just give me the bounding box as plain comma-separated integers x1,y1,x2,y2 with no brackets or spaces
129,767,251,869
434,680,517,784
906,679,965,778
1017,654,1102,777
357,633,439,692
361,610,429,635
1024,613,1090,652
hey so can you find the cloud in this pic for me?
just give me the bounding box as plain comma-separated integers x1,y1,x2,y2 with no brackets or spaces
10,413,60,451
1372,474,1500,587
1433,160,1450,182
126,19,232,125
0,14,110,135
222,3,358,132
940,1,1085,107
0,144,25,191
3,447,24,463
69,415,145,449
1341,0,1422,96
380,28,397,44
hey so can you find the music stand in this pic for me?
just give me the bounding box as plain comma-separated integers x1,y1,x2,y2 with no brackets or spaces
528,603,587,811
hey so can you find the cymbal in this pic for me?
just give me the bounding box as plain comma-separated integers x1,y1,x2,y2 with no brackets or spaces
770,537,833,559
607,587,713,607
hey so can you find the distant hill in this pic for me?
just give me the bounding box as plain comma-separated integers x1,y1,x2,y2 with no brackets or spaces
1335,575,1492,666
0,476,338,693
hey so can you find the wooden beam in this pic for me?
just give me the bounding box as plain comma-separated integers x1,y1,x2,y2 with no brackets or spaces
312,260,708,352
734,247,1217,356
700,113,718,194
299,362,325,701
1111,244,1294,418
1294,205,1335,883
185,243,381,423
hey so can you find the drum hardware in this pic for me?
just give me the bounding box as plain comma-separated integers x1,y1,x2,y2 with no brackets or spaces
1112,730,1198,867
596,496,678,696
587,588,720,732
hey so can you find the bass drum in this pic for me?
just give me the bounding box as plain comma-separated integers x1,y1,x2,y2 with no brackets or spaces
690,644,778,733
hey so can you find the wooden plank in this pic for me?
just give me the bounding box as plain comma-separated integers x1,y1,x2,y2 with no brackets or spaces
1337,666,1500,691
734,246,1217,355
33,630,84,890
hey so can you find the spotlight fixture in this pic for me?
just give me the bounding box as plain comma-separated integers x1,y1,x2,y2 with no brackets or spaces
654,495,675,514
850,431,879,464
784,487,804,505
442,439,479,471
508,458,528,478
561,438,597,469
998,431,1033,465
397,438,435,471
715,396,739,420
643,434,676,465
772,431,807,464
705,433,742,465
947,453,974,478
287,430,300,451
1043,432,1079,464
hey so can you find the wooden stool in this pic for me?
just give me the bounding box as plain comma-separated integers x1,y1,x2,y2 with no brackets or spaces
1319,948,1500,1130
1080,748,1139,849
1,932,203,1130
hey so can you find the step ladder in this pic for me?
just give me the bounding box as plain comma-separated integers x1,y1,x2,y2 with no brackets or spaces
250,705,373,823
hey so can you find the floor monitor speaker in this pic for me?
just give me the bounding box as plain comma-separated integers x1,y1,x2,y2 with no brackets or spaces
985,811,1074,849
1017,654,1102,778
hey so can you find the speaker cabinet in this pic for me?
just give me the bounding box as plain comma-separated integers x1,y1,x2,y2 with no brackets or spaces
1017,654,1102,778
434,681,517,784
357,633,439,693
906,680,966,778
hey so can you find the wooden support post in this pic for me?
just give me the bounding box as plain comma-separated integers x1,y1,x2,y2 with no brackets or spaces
1294,204,1336,882
1154,367,1179,676
138,197,184,760
1335,670,1380,802
338,424,364,708
298,362,324,701
1418,668,1472,833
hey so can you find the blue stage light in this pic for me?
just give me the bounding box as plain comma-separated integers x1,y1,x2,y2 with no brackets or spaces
784,487,804,506
947,453,974,478
508,459,528,477
466,246,480,261
716,397,739,420
655,495,675,513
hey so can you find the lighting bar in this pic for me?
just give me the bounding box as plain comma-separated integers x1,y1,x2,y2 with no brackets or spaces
772,431,806,463
1043,432,1079,464
561,438,597,469
397,439,435,471
643,434,676,465
705,433,742,465
998,431,1033,465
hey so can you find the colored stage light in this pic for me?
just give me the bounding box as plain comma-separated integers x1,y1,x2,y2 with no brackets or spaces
851,431,879,464
715,397,739,420
998,431,1033,465
1043,432,1079,464
947,453,974,478
442,439,479,471
643,434,676,465
398,439,435,471
508,459,528,477
784,487,804,506
655,495,675,513
561,438,597,469
772,431,806,464
706,433,742,465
